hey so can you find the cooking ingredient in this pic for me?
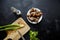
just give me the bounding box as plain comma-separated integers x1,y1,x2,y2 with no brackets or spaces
29,17,35,21
27,8,42,22
29,30,39,40
0,24,24,31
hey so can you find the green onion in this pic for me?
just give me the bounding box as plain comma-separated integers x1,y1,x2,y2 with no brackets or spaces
0,24,24,31
0,27,20,31
0,24,19,29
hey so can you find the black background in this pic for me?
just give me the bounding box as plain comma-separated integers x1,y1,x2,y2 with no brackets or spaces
0,0,60,40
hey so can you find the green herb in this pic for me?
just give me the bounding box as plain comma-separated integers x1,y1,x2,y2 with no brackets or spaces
29,30,39,40
0,24,24,31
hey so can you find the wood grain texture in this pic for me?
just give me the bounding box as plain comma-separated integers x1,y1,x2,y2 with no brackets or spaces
4,18,30,40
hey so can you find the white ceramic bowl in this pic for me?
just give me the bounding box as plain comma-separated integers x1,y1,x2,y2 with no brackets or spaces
27,8,43,24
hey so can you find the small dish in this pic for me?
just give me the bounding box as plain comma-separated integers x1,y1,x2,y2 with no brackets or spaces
27,7,43,24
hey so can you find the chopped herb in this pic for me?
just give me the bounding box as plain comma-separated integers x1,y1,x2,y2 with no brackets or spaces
29,30,39,40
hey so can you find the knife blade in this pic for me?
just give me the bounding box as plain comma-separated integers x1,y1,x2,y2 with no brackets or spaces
17,31,25,40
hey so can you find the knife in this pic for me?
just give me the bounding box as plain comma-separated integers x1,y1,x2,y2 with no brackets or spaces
17,31,25,40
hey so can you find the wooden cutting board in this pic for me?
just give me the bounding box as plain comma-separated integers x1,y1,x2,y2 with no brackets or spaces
4,17,30,40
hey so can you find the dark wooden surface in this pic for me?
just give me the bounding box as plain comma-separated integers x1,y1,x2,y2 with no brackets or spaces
0,0,60,40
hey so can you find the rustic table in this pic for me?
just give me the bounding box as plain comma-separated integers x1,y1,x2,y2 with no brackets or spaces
0,0,60,40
